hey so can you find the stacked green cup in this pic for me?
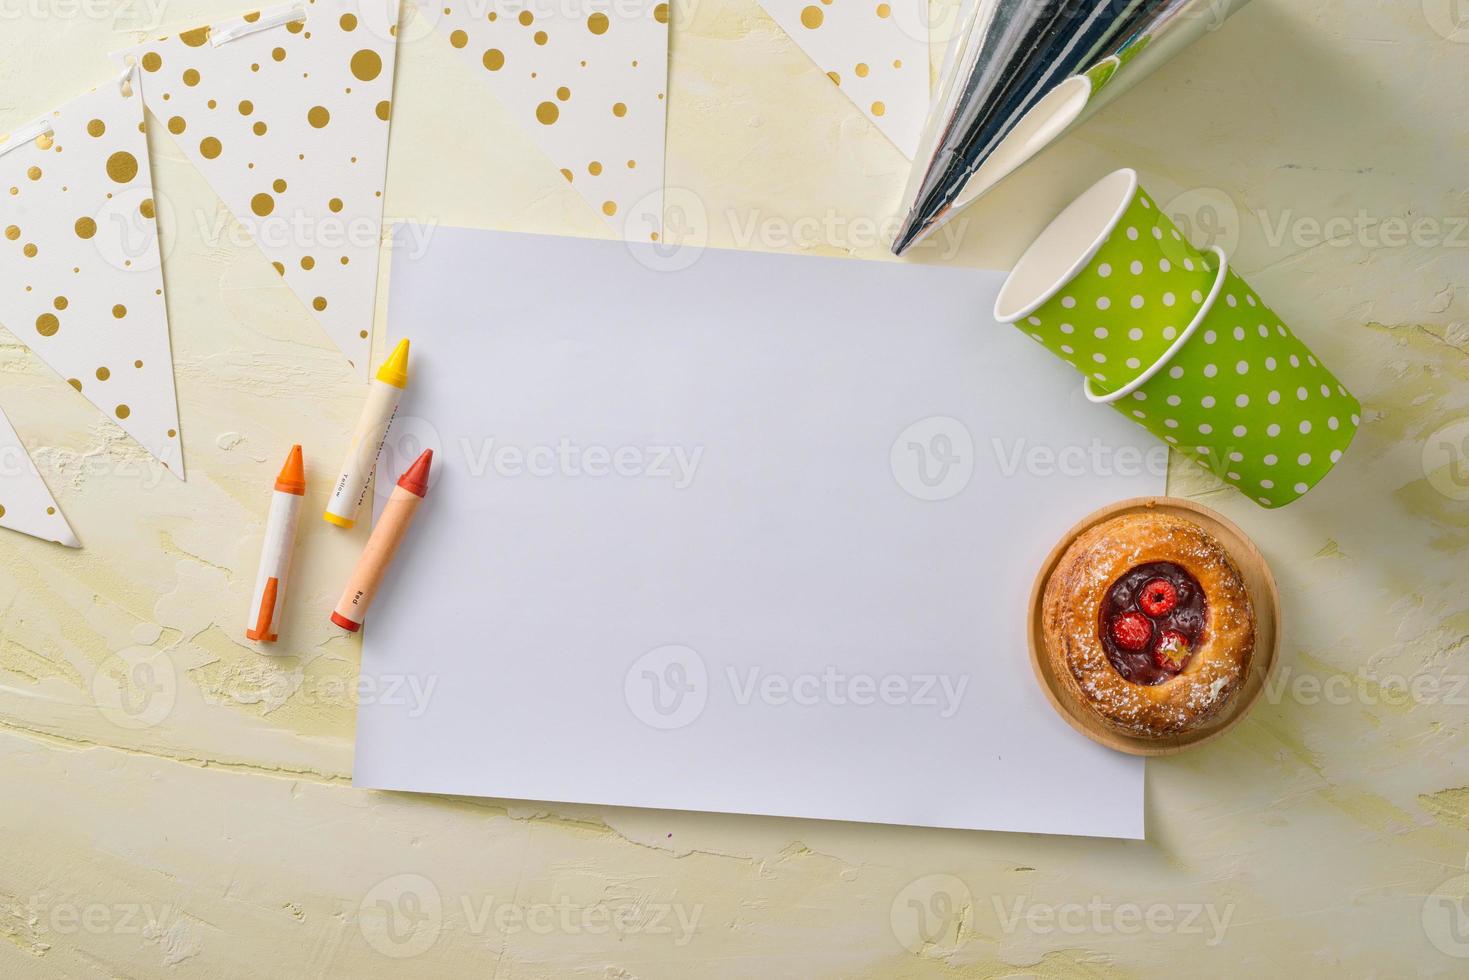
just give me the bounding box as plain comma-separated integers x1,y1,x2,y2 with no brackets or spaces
995,169,1360,508
995,170,1218,393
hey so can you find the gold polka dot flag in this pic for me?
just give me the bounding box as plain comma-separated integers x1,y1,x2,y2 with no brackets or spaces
425,0,669,239
112,0,402,379
0,66,184,479
756,0,929,157
0,407,80,547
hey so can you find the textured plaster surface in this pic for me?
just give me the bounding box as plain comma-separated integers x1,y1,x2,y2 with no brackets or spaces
2,0,1468,976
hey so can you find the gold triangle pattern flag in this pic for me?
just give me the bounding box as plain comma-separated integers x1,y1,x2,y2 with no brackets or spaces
757,0,929,157
114,0,401,377
0,66,184,477
0,407,80,547
421,0,670,240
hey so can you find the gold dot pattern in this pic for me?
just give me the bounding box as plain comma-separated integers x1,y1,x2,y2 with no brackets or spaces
432,0,670,237
0,66,183,477
0,407,80,546
756,0,927,156
114,0,403,379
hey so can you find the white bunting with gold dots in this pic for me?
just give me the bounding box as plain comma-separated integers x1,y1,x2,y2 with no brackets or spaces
0,407,80,548
420,0,670,240
757,0,929,157
0,66,184,478
114,0,401,378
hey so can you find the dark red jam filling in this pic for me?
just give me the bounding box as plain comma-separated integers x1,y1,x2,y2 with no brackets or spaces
1099,561,1206,685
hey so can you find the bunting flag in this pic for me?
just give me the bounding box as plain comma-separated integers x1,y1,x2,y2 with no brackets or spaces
757,0,929,157
422,0,669,240
0,66,184,477
114,0,401,377
0,407,80,547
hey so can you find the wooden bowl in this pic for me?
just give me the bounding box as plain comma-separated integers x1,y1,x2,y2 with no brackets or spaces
1027,496,1280,756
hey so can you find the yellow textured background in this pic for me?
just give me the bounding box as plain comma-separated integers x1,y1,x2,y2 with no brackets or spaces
3,0,1469,976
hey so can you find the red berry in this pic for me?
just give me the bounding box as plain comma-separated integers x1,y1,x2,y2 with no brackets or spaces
1153,630,1190,672
1138,578,1178,617
1110,611,1152,651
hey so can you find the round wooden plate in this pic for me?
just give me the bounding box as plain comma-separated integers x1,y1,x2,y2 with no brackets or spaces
1027,496,1280,756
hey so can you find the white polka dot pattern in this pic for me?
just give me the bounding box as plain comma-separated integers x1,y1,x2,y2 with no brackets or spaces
1016,187,1216,392
1111,264,1360,508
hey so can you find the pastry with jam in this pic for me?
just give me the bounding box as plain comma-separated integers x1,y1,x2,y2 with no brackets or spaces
1042,510,1256,737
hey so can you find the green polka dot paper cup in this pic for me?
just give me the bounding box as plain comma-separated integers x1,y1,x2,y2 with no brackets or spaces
994,169,1217,393
1087,248,1361,508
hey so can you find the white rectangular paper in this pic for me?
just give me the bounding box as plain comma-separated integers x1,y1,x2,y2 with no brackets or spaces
354,227,1163,838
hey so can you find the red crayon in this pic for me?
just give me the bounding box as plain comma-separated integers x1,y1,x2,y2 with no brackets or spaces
330,449,433,632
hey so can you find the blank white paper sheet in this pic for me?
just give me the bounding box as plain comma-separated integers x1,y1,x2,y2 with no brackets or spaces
353,227,1164,839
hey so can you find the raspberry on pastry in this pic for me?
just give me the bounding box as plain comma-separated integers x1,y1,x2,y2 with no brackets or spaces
1042,510,1256,738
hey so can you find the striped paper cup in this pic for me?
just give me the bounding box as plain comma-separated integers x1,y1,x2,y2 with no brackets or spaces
995,168,1217,393
1087,248,1361,508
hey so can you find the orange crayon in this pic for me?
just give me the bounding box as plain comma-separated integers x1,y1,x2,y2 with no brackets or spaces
330,449,434,633
247,445,306,644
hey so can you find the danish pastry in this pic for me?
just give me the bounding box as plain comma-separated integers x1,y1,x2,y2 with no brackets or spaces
1042,509,1255,737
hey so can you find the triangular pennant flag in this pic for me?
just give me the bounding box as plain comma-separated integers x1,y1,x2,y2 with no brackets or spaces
114,0,401,377
0,66,184,478
0,407,80,547
757,0,929,157
421,0,669,240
